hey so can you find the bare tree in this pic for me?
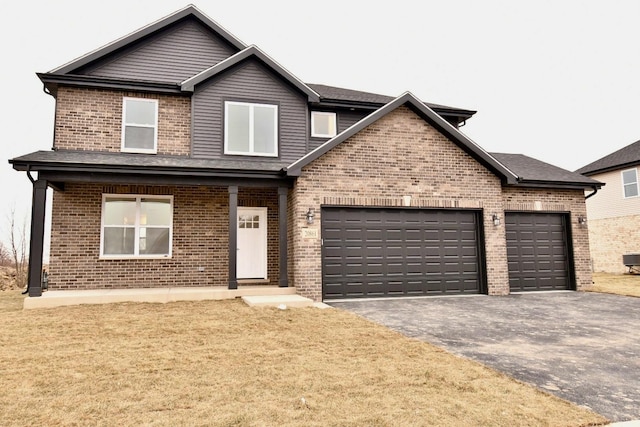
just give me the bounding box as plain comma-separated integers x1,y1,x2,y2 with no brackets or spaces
0,241,10,266
8,208,28,288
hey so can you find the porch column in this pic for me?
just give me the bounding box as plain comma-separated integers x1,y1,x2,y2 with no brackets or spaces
27,179,48,297
228,186,238,290
278,187,289,287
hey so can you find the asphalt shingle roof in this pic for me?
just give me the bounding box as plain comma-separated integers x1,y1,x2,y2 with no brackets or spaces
10,150,288,173
575,139,640,175
307,83,475,115
490,152,601,186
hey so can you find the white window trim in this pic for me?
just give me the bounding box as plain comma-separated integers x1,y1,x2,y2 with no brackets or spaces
100,194,173,259
311,111,337,138
121,97,159,154
622,168,639,199
224,101,278,157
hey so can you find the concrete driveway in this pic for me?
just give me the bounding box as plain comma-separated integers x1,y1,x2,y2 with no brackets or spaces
330,292,640,422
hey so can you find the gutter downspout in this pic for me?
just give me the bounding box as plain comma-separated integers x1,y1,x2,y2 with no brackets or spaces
585,185,598,200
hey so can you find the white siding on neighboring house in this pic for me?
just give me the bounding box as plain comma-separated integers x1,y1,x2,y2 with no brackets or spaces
586,169,640,220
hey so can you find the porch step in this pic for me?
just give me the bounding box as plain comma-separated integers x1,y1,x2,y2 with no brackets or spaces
242,294,316,308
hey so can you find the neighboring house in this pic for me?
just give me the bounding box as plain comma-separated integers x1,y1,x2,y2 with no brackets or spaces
10,5,601,301
576,139,640,273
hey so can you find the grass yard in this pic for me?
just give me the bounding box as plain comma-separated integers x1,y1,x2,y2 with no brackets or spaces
0,291,607,427
590,272,640,298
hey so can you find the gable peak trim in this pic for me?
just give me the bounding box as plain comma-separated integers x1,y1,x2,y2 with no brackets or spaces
50,5,246,75
180,45,320,101
286,91,518,183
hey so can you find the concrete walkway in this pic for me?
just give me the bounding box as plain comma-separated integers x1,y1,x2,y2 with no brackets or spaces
24,286,298,309
331,292,640,423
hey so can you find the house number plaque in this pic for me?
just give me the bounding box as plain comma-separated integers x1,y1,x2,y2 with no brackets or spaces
302,228,319,239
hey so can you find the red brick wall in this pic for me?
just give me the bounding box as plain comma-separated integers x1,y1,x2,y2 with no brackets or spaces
54,87,190,156
290,106,509,301
48,183,280,290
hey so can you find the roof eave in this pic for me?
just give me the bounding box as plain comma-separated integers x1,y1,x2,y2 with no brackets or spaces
9,158,287,180
578,160,640,177
511,179,605,190
37,73,183,96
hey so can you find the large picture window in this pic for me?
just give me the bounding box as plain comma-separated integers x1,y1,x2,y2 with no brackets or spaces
101,195,172,257
122,98,158,153
224,101,278,156
622,168,638,198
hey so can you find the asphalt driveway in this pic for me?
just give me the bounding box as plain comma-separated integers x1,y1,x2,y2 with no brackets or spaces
331,292,640,422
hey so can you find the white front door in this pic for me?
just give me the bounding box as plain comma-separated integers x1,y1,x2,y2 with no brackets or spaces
237,207,268,279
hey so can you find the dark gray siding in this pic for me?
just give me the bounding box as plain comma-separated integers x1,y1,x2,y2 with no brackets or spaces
192,60,308,162
338,109,370,133
80,19,237,83
308,109,370,151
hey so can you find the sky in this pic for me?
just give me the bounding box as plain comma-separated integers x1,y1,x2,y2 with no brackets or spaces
1,0,639,252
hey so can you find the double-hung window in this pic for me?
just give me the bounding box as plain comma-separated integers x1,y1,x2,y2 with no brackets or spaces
101,195,172,258
311,111,337,138
622,168,639,198
122,98,158,153
224,101,278,156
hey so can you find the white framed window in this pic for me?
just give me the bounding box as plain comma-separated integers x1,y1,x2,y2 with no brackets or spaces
100,195,173,258
122,98,158,154
311,111,337,138
622,168,639,198
224,101,278,156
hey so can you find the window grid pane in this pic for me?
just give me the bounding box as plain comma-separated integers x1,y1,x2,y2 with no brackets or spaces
123,98,157,152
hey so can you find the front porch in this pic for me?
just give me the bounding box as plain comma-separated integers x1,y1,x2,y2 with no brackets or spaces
22,285,325,309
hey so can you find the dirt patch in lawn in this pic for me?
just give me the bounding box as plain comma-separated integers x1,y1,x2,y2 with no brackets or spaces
589,272,640,298
0,292,607,426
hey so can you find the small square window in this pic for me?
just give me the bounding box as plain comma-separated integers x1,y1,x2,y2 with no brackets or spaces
622,168,638,198
311,111,337,138
122,98,158,154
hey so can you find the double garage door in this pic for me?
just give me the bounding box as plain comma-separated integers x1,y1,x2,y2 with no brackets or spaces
321,207,573,300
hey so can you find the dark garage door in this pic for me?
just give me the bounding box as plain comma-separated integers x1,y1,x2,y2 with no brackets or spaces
505,212,572,292
321,207,483,300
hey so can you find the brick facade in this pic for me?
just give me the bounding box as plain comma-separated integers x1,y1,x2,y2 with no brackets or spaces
502,187,593,290
588,215,640,274
54,87,191,156
48,183,280,290
290,106,510,301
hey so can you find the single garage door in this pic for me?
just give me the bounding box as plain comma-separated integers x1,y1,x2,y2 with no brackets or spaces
505,212,573,292
321,207,483,299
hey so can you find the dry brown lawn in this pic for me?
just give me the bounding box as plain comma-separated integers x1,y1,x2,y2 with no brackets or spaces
0,291,607,427
590,272,640,298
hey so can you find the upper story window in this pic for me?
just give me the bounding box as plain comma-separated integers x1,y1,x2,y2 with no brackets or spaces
622,168,638,198
224,101,278,157
311,111,337,138
101,195,173,258
122,98,158,154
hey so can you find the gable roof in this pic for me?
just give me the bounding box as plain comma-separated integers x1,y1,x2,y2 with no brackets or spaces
575,139,640,176
181,45,320,102
50,5,246,75
286,92,518,183
491,153,602,189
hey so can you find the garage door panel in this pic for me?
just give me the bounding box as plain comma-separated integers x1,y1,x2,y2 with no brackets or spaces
506,212,572,292
322,208,483,299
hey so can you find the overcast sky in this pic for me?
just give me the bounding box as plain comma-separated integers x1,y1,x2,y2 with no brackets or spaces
1,0,639,250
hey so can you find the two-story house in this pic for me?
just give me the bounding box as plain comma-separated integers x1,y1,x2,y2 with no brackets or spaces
577,139,640,273
11,5,601,303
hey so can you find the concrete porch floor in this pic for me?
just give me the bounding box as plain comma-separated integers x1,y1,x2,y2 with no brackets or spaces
23,286,328,310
